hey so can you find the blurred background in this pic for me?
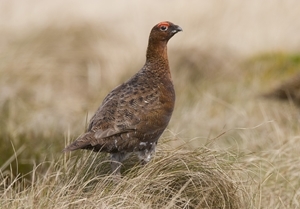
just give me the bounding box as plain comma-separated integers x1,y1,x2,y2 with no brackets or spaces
0,0,299,184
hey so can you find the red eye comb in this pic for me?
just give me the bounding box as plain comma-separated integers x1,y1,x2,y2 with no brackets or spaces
157,21,170,27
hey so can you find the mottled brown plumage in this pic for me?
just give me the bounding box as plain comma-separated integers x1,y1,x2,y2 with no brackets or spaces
64,21,182,175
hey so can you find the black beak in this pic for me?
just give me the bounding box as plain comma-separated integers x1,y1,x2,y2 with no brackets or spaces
172,25,183,34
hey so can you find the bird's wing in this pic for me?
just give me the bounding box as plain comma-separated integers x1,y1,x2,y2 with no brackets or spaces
88,81,144,134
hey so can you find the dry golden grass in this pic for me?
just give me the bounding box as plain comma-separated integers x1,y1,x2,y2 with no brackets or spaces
1,1,300,208
1,144,247,208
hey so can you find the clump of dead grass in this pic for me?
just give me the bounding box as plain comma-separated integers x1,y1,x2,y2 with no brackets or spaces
0,142,247,209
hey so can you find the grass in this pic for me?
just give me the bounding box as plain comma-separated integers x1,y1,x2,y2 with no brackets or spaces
1,1,300,208
1,144,247,208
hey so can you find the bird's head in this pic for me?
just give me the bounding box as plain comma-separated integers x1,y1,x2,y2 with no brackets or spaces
149,21,182,43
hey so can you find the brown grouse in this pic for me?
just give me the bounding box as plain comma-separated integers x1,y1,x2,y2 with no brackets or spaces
64,21,182,175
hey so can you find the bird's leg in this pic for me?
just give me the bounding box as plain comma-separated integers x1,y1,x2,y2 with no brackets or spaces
137,142,156,165
110,152,130,175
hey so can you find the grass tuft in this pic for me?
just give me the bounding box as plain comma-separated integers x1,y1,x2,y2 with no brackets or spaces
1,144,247,209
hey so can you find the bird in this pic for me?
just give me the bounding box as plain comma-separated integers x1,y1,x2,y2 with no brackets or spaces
63,21,182,175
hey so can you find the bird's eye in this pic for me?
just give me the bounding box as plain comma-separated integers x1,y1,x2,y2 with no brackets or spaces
160,25,168,31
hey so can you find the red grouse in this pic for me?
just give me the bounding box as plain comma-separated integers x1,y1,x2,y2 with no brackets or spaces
64,21,182,175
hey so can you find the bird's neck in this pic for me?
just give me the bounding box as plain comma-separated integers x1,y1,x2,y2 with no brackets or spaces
144,40,171,79
146,40,168,63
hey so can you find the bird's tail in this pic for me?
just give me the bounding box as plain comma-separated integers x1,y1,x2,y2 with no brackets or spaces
63,132,94,152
